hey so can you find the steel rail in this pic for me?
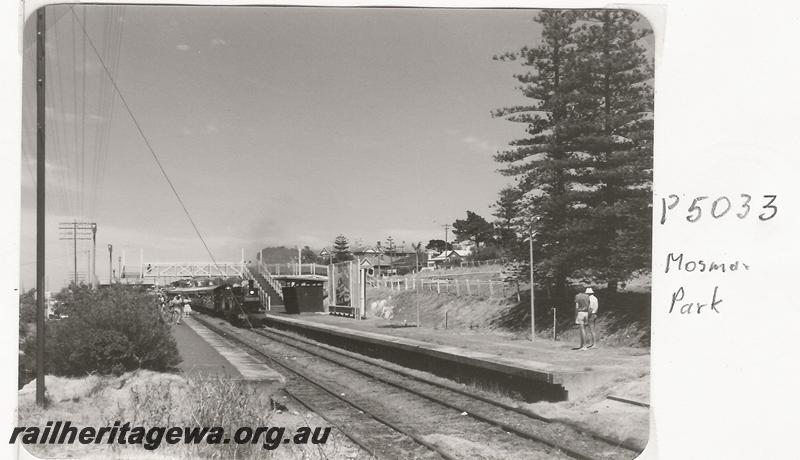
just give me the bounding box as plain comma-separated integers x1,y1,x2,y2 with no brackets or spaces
193,315,455,460
251,326,640,460
257,324,643,454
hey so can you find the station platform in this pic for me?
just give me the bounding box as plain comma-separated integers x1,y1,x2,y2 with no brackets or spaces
262,309,649,402
171,316,285,385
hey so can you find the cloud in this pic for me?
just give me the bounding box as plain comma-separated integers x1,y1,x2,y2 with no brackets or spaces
211,38,227,46
176,44,190,52
462,135,494,154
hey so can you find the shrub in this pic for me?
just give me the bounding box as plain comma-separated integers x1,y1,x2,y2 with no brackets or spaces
33,285,181,376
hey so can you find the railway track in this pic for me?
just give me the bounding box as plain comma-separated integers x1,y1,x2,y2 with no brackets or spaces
194,315,640,460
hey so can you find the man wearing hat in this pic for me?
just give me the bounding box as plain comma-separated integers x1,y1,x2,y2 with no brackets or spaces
574,287,594,350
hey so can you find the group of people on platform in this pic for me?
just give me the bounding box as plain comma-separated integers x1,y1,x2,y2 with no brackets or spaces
574,287,600,350
155,290,193,325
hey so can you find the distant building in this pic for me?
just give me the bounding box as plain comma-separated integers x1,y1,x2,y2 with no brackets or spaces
426,249,471,268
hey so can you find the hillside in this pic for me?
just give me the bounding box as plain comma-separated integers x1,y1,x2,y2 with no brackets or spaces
366,286,650,348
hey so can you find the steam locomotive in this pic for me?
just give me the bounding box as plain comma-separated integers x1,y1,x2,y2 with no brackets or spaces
166,278,266,327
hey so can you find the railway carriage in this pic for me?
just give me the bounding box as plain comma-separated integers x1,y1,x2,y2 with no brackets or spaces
167,279,266,327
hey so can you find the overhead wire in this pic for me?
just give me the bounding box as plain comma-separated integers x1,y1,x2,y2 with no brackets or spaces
69,7,255,327
69,7,224,264
47,7,75,219
80,7,87,219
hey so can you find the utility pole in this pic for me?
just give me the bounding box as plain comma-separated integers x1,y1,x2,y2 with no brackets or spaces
59,222,96,285
91,223,97,288
529,226,535,342
442,224,450,250
72,221,76,284
108,244,113,283
35,7,46,407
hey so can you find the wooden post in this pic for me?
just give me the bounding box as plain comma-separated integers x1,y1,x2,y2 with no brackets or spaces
436,280,440,294
553,307,557,340
35,6,47,407
466,279,471,296
455,279,460,296
489,281,494,298
530,227,535,341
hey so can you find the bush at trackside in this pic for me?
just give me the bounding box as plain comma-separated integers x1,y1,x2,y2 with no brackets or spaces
22,285,181,377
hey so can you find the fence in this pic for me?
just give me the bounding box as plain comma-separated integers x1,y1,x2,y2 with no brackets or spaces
456,258,508,268
263,263,329,277
369,276,522,300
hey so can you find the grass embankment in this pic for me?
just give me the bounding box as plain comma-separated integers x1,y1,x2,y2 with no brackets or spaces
367,286,650,348
18,371,360,459
365,286,651,450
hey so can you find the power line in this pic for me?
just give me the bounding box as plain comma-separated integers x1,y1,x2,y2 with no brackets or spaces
70,7,255,328
69,8,222,266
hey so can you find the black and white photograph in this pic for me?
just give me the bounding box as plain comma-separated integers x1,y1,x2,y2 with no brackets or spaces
15,4,654,458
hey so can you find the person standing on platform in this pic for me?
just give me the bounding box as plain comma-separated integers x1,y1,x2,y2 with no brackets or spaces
574,288,591,350
183,296,192,319
171,295,183,325
586,287,599,349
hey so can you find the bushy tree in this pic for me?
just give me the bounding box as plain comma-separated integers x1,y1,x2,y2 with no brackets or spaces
19,288,36,336
452,211,494,248
25,285,181,377
425,239,452,253
492,187,524,253
300,246,318,264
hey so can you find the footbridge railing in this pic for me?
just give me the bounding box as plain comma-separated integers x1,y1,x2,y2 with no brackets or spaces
256,260,285,301
242,265,272,310
142,262,246,281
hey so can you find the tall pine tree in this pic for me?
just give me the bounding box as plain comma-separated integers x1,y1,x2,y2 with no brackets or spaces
570,10,654,289
491,186,524,254
493,10,583,296
494,9,653,294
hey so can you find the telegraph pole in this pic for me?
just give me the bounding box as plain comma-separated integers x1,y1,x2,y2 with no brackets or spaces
108,244,113,283
91,223,97,288
72,221,77,284
35,6,46,407
441,224,450,249
59,222,96,285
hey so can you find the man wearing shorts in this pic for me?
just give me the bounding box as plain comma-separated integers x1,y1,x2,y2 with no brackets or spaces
574,288,591,350
587,288,599,349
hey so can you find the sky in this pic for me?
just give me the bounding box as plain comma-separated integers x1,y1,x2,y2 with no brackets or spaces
17,5,625,290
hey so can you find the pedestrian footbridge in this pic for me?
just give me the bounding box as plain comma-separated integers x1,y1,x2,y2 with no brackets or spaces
141,262,246,283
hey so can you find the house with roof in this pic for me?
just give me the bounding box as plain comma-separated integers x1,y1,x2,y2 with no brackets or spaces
426,248,472,268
